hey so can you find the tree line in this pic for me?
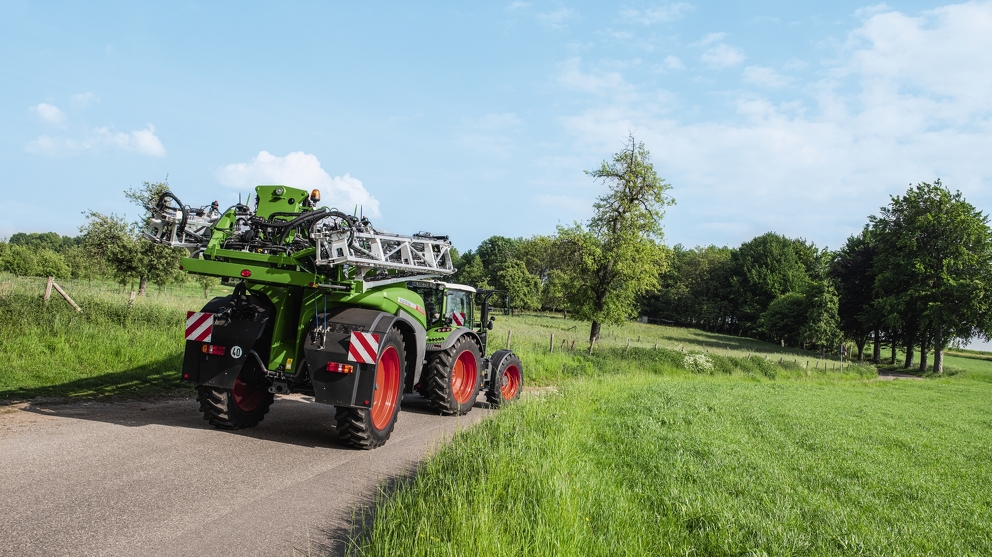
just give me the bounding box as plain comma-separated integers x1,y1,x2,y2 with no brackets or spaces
0,181,218,296
448,151,992,372
4,139,991,372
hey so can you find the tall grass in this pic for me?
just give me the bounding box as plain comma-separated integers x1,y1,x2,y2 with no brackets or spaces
0,274,228,400
350,371,992,556
488,313,877,384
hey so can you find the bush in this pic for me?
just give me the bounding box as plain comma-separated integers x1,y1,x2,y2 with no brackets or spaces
2,245,38,276
36,249,70,279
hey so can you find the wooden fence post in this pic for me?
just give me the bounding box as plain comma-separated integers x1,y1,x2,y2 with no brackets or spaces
624,338,631,356
506,330,512,350
550,333,555,353
570,340,575,351
128,291,137,307
50,280,82,312
44,276,54,302
588,337,596,355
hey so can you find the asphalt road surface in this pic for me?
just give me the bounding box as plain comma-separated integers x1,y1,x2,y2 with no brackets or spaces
0,392,490,557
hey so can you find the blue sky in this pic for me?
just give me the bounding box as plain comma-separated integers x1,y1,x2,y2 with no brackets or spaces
3,1,991,254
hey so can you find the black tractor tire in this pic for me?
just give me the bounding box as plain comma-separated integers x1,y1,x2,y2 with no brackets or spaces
196,364,274,430
486,352,524,408
335,328,406,450
423,336,482,415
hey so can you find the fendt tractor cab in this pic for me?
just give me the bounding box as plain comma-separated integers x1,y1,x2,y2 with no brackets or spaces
144,185,523,449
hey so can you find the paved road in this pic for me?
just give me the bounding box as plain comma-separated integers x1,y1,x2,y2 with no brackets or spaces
0,393,489,557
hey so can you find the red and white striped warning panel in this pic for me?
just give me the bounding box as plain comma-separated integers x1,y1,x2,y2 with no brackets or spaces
348,331,381,364
451,312,466,326
185,311,214,342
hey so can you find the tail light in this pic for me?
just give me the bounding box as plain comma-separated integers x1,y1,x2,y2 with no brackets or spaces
326,362,354,374
201,344,225,356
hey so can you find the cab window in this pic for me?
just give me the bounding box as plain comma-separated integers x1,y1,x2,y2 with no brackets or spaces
445,290,473,327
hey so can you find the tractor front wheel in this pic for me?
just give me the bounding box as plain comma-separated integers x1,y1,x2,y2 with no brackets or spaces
423,336,482,415
196,363,274,429
335,328,406,449
486,352,523,408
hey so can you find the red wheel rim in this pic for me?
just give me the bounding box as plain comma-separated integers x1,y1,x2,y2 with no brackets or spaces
232,375,265,412
500,364,521,400
451,350,478,405
371,346,401,430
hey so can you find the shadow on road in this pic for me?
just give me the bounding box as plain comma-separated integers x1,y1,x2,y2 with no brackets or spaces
15,391,489,452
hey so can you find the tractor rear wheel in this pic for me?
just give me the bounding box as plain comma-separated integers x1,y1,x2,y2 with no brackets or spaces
335,328,405,449
486,353,523,408
423,336,482,415
196,363,274,429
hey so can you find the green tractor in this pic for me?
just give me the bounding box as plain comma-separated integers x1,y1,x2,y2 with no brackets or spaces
145,185,523,449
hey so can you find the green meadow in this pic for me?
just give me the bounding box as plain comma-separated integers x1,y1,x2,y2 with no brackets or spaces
350,315,992,556
2,274,990,556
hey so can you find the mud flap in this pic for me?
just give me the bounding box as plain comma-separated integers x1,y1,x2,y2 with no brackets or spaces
180,292,273,389
303,307,400,408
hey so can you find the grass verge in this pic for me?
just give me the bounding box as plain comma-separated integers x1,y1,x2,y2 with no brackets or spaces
350,371,992,556
0,275,220,401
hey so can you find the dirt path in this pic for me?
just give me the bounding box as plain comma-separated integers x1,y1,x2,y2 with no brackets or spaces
876,371,925,380
0,393,489,557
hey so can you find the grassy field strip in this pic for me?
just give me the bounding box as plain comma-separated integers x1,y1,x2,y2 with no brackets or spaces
0,274,228,400
352,373,992,556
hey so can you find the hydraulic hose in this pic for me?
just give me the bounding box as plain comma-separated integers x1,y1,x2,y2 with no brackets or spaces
156,192,188,237
275,207,331,245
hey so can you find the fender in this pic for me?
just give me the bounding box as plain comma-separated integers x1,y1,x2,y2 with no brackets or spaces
392,310,427,392
180,290,274,389
485,349,516,385
302,306,425,408
428,327,483,353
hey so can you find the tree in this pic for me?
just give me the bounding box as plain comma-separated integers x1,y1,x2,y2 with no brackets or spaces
80,180,185,295
869,180,992,373
80,211,140,288
9,231,82,253
830,229,880,361
454,252,490,289
730,232,813,336
63,245,101,282
476,235,519,290
759,292,807,346
799,281,841,352
497,259,541,312
641,245,735,331
759,282,840,350
555,134,674,342
194,274,220,298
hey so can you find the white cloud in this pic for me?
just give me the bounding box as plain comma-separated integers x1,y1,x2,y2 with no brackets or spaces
30,103,66,125
216,151,381,217
537,7,574,28
97,125,167,156
620,3,693,25
557,2,992,248
558,57,637,99
71,92,98,107
701,43,746,68
25,124,166,157
742,66,791,88
507,1,530,10
661,55,685,70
